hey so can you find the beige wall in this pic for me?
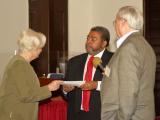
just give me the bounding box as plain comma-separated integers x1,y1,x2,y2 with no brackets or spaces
0,0,28,82
68,0,143,57
68,0,93,57
0,0,143,81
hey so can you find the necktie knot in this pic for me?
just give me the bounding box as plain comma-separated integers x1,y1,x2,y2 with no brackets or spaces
87,55,94,67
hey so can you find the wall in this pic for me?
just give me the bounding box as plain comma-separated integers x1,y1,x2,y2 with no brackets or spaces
0,0,142,81
68,0,143,57
68,0,92,57
0,0,28,82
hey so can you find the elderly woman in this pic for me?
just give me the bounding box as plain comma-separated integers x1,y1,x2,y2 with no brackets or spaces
0,29,62,120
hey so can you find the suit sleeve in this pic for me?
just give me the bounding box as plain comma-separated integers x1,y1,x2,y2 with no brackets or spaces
65,58,76,82
65,59,71,81
11,60,51,102
117,43,142,120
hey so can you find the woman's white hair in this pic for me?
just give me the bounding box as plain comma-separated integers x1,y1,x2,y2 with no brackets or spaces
17,29,46,53
116,6,143,30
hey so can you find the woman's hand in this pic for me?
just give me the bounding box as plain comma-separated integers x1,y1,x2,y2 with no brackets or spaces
48,80,63,91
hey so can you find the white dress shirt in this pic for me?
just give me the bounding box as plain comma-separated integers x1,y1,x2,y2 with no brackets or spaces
81,49,105,110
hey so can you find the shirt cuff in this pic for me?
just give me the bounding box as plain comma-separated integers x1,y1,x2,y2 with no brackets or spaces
96,81,101,91
63,90,67,94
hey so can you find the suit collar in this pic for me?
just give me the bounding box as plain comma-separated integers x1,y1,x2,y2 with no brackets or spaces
116,30,139,48
108,32,141,66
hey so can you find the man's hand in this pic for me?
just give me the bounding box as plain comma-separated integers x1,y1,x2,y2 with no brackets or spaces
80,81,98,90
63,84,75,92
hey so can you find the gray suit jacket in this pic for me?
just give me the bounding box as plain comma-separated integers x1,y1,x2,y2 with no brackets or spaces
101,32,156,120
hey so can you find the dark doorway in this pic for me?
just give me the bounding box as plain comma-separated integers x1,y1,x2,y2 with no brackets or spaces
144,0,160,116
29,0,68,76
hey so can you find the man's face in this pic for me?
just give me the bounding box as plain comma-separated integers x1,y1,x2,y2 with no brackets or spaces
85,31,107,55
114,17,127,38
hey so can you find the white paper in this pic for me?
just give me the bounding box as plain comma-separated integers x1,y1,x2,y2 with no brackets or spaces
61,81,85,87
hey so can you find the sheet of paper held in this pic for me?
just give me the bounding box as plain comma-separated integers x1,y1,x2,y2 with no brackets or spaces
61,81,85,87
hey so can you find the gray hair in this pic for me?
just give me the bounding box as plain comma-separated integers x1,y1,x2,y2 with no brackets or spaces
17,29,46,53
116,6,143,30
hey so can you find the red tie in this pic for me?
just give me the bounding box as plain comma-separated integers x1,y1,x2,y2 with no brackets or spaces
82,55,94,112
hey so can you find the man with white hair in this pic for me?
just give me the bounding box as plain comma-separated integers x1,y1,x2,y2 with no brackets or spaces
101,6,156,120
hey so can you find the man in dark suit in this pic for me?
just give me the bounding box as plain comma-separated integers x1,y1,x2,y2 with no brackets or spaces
64,26,113,120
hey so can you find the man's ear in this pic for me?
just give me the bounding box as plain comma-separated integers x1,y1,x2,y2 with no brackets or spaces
102,40,107,47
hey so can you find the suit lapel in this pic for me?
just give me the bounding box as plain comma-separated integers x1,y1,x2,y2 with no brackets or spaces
75,53,88,112
79,54,88,80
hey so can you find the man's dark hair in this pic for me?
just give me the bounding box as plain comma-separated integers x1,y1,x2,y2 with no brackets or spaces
91,26,110,46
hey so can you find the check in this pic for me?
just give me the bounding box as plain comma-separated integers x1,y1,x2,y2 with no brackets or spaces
61,81,85,87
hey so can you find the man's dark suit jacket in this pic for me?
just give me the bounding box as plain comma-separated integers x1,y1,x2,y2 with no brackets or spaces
65,49,113,120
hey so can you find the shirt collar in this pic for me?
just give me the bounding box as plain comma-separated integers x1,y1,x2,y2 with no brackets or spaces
116,30,139,48
88,49,105,58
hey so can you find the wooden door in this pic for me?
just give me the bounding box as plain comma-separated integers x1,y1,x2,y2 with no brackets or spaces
49,0,68,73
29,0,68,76
144,0,160,116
